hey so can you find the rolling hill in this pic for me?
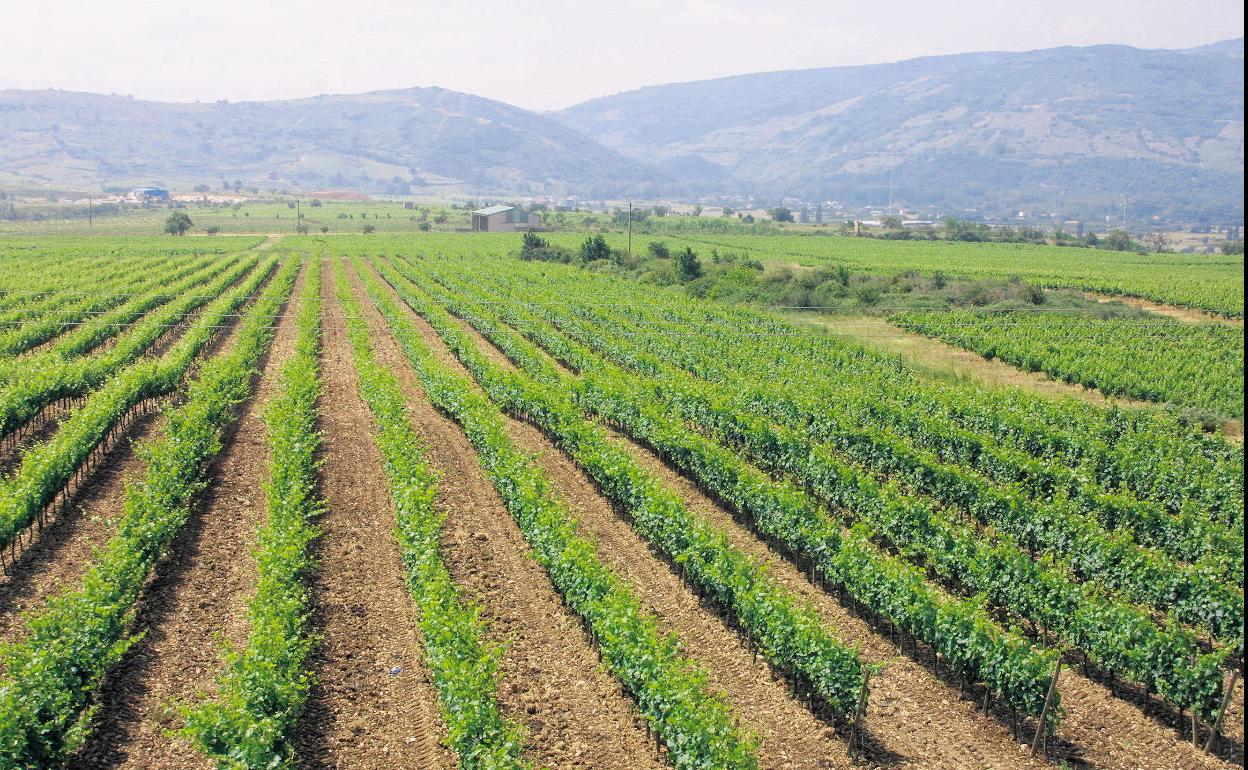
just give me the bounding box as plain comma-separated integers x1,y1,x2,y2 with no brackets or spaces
0,86,658,197
0,39,1242,220
557,39,1245,220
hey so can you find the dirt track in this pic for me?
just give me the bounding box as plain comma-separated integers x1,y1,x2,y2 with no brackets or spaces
291,260,453,770
347,261,667,770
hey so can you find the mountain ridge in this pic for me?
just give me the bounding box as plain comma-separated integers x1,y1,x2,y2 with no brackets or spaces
0,85,662,196
555,39,1244,220
1,38,1242,220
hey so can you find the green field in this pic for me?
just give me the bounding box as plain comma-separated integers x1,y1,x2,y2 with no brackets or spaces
0,230,1241,768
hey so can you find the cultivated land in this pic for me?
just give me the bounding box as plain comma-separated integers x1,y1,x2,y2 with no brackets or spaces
0,228,1241,770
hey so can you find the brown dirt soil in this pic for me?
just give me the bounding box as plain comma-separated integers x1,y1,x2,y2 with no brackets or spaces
365,262,855,769
73,265,305,769
440,287,1244,770
0,408,165,644
505,418,855,770
289,262,453,770
0,398,76,475
611,429,1243,770
1218,680,1245,762
0,260,279,647
346,262,667,770
441,302,1050,770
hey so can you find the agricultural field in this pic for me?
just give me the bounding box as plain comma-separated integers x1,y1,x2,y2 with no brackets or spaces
670,233,1247,317
889,308,1244,418
0,231,1242,770
0,200,471,237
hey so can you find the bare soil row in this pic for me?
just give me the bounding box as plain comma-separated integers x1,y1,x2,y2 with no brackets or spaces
394,258,1242,770
0,251,1238,770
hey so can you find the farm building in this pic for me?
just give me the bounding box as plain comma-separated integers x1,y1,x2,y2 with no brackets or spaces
127,187,170,202
471,205,540,232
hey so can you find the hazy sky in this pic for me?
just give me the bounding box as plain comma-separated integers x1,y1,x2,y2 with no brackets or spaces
2,0,1242,111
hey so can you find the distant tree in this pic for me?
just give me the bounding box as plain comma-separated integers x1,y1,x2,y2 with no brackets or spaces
1102,229,1135,251
164,211,193,236
612,207,649,225
675,247,703,281
741,213,755,223
204,224,221,235
943,217,987,242
286,201,296,209
769,207,794,223
581,234,612,261
653,204,670,217
296,224,309,235
309,198,323,207
1147,232,1172,253
418,222,432,232
193,183,210,193
1220,239,1244,255
722,207,734,217
434,213,449,224
647,241,671,259
880,214,904,229
362,224,376,234
692,205,703,217
319,225,329,233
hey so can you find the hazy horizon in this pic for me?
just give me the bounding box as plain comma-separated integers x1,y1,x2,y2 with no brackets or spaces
1,0,1243,111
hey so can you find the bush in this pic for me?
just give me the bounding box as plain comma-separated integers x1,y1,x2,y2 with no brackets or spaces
675,247,703,282
521,230,548,257
580,234,612,261
855,285,882,306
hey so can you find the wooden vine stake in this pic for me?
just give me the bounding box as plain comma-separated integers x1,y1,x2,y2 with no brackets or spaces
1203,668,1239,754
849,668,872,760
1030,661,1062,757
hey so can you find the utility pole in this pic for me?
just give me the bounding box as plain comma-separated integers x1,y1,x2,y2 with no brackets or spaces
87,194,93,228
627,200,633,260
296,197,301,234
